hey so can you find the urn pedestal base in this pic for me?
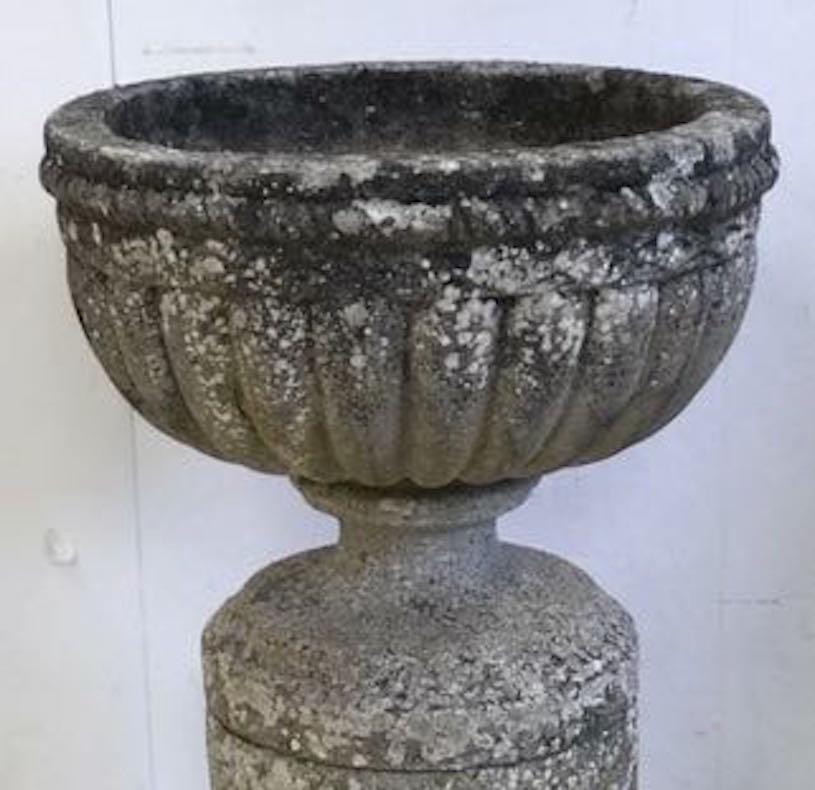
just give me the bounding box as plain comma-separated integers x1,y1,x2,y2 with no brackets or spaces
203,480,638,789
207,713,637,789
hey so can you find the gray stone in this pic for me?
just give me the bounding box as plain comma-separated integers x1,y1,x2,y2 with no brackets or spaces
41,62,778,788
206,479,638,788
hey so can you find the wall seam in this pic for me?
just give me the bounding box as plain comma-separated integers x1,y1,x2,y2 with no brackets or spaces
103,0,155,785
129,410,158,790
715,10,743,790
105,0,119,85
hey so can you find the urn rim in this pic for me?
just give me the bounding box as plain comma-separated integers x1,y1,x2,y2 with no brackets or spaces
42,60,775,205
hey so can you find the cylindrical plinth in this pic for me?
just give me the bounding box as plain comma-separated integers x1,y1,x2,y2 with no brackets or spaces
203,480,638,789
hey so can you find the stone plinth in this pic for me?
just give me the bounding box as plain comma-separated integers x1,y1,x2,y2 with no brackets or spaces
205,480,637,789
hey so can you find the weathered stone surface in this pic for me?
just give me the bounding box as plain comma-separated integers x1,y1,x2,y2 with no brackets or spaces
42,62,778,487
205,481,638,788
208,715,637,789
41,62,778,789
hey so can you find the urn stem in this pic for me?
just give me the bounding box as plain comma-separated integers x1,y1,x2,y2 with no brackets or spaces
337,517,499,589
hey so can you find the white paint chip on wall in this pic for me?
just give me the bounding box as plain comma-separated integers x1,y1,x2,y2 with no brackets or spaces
43,529,79,566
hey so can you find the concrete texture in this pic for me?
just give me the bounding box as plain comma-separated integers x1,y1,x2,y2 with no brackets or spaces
41,63,777,486
40,62,778,788
205,480,638,788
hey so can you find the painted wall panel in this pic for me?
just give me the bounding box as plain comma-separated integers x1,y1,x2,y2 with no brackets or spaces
0,2,149,789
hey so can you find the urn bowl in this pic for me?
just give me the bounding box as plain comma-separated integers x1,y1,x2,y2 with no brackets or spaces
41,62,778,487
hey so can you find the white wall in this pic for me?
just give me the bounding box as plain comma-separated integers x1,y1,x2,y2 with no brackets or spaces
1,1,813,788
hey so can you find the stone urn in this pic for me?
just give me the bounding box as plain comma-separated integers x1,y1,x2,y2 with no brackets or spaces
41,62,778,789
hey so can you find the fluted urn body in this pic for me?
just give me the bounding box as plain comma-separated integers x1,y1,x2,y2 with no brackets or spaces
42,62,778,789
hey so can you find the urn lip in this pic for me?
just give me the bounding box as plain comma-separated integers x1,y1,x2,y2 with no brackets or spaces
41,60,776,207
